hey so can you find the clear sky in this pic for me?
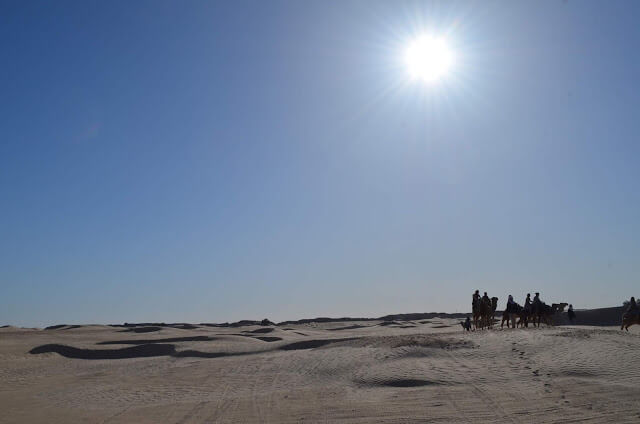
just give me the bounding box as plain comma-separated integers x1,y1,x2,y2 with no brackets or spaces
2,1,640,327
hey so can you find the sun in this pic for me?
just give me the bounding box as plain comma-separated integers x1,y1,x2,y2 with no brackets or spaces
404,35,453,83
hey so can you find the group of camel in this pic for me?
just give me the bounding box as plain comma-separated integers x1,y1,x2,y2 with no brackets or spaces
471,296,499,330
466,293,640,331
467,295,568,330
500,301,568,329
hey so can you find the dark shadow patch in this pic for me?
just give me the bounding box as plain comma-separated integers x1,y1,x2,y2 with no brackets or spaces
419,320,432,324
244,328,275,334
171,324,199,330
294,332,307,336
44,324,84,330
97,336,215,345
355,377,441,388
226,333,282,342
377,321,415,328
30,343,266,360
119,327,162,333
30,344,176,359
431,325,451,328
172,350,231,358
327,325,367,331
559,369,598,378
45,325,69,330
379,379,437,388
252,336,282,342
279,338,358,351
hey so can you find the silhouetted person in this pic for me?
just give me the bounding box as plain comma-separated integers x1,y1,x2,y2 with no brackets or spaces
626,297,639,316
482,291,490,305
532,292,542,311
472,290,480,307
567,304,576,323
506,295,517,313
524,293,532,312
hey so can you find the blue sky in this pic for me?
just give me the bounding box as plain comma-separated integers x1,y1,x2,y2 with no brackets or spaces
2,1,640,327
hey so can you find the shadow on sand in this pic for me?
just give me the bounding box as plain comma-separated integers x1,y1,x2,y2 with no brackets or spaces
118,326,163,333
97,336,216,345
30,337,361,360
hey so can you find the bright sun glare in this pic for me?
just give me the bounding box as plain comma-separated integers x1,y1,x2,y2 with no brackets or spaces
405,35,453,83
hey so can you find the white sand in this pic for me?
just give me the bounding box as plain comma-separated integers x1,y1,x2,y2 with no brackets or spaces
1,320,640,423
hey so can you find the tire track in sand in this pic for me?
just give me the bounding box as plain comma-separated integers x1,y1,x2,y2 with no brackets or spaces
443,349,517,424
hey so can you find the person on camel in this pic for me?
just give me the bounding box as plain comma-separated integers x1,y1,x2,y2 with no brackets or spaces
532,292,542,312
626,297,639,316
472,290,481,310
482,291,490,305
506,295,517,313
524,293,531,311
621,297,640,331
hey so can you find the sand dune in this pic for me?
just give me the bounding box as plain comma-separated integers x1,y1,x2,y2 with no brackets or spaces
2,313,640,423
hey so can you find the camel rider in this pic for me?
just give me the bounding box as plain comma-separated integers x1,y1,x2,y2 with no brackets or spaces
480,292,491,314
627,297,639,316
523,293,531,312
507,295,516,313
532,292,542,312
472,290,481,311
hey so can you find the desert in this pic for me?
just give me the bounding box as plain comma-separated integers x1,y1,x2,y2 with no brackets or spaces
2,309,640,423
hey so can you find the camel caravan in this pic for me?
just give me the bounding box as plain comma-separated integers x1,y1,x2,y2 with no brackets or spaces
463,292,640,331
464,290,568,331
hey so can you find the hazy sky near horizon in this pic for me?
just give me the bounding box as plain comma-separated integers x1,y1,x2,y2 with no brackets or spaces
2,1,640,327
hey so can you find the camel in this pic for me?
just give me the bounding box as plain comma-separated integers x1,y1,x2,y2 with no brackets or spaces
501,303,523,329
501,309,514,329
508,305,529,328
489,297,499,328
533,302,568,327
621,313,640,331
478,297,498,329
472,300,482,330
473,298,489,330
516,308,532,328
